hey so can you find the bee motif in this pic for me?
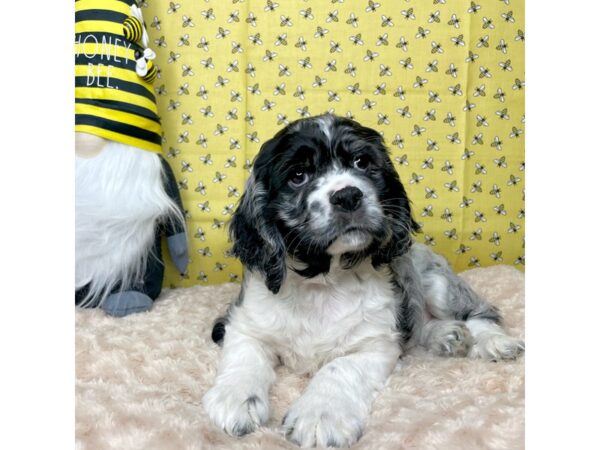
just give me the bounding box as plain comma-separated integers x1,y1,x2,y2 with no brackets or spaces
246,12,258,27
470,228,483,241
424,109,437,121
226,108,238,120
446,63,458,78
474,162,487,174
345,63,358,76
364,49,379,62
429,10,441,23
294,36,308,51
168,2,181,14
374,83,387,94
470,180,482,193
482,17,494,29
424,235,436,246
347,83,361,95
216,27,230,39
502,10,515,23
277,113,289,126
181,64,193,77
197,36,209,51
325,60,338,72
179,122,191,137
425,186,438,199
196,134,208,148
507,174,522,186
280,15,292,27
499,59,513,71
399,57,414,70
428,90,441,103
314,26,329,38
377,113,390,125
178,33,190,47
508,222,521,234
376,33,389,46
381,15,393,27
515,29,525,42
489,232,501,246
463,148,475,160
444,228,458,240
455,244,471,255
346,12,359,27
410,172,424,184
479,66,492,78
222,204,235,215
491,136,503,150
213,171,226,183
181,160,193,173
167,99,181,111
328,90,341,102
426,59,440,73
468,257,481,268
401,7,415,20
366,1,382,13
247,131,260,143
476,114,488,127
396,36,409,51
167,147,180,159
300,8,314,20
297,106,310,118
493,204,507,216
431,41,444,54
213,262,227,272
474,210,487,222
421,157,434,170
294,85,306,100
194,227,206,240
214,123,228,136
449,83,463,96
468,2,481,14
197,272,208,283
426,139,439,151
326,38,342,53
199,105,214,118
451,34,465,47
466,51,479,63
441,208,453,223
326,10,339,23
477,35,490,48
198,247,213,257
200,57,213,69
421,204,434,217
396,105,411,118
212,219,225,230
249,33,263,46
273,83,286,96
411,124,426,136
264,1,279,13
278,64,291,76
460,197,474,208
229,137,241,150
394,86,406,100
392,135,405,150
447,133,461,144
489,184,502,198
227,10,240,23
312,75,327,88
448,14,460,28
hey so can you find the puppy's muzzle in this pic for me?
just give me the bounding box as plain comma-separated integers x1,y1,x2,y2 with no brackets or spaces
330,186,364,212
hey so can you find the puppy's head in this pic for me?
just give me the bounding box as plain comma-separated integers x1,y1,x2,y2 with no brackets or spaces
231,114,419,293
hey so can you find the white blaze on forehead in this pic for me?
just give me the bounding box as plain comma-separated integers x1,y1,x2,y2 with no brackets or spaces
315,115,334,143
308,168,367,205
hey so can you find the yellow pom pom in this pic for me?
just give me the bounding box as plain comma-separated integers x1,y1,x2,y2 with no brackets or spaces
143,61,157,83
123,17,143,42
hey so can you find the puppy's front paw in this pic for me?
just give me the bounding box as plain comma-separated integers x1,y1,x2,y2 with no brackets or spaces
202,384,269,437
470,333,525,361
282,393,364,448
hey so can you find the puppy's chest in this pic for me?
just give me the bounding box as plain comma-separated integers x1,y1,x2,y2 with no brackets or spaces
240,269,396,373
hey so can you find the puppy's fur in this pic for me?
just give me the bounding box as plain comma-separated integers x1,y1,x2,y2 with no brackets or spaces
203,114,524,447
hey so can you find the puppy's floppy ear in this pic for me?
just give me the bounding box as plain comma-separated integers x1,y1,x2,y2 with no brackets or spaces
230,138,287,294
372,146,420,267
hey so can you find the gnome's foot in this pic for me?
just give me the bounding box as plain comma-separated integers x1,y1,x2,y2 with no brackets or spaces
101,291,153,317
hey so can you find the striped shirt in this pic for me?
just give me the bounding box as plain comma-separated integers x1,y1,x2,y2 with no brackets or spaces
75,0,161,153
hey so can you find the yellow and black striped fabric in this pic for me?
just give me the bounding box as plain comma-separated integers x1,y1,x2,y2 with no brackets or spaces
75,0,162,153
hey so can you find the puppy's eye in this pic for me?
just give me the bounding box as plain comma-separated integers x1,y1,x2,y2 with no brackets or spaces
353,155,370,171
289,170,309,187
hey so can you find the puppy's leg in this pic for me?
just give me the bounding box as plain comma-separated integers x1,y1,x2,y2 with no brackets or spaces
411,243,524,361
282,338,400,448
419,319,473,357
203,329,276,437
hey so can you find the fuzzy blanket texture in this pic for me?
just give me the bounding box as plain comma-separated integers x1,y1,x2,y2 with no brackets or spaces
75,265,525,450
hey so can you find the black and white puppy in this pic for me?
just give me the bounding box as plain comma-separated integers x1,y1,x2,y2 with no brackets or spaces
203,114,524,448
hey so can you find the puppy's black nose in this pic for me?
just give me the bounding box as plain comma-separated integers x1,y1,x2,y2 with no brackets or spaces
330,186,363,212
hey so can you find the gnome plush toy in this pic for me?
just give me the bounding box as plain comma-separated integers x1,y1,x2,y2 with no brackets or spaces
75,0,188,316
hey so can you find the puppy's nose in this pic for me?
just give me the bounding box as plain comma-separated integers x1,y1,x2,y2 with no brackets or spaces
330,186,364,212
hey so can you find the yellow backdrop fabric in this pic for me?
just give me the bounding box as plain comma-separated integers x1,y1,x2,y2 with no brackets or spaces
141,0,525,287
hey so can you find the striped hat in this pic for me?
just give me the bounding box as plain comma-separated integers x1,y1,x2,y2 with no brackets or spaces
75,0,161,153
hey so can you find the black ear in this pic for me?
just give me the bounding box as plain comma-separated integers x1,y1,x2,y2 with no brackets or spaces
372,149,420,267
230,140,287,294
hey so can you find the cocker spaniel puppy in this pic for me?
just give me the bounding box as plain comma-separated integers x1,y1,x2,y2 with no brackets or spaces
203,114,524,448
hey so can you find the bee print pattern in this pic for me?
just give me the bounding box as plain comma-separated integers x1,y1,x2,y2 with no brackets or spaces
143,0,525,286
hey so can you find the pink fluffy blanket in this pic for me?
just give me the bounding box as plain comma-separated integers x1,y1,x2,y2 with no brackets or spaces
76,265,525,450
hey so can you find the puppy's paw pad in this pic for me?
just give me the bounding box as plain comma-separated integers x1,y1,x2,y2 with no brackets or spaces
282,398,363,448
429,321,473,357
203,386,269,437
471,333,524,361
